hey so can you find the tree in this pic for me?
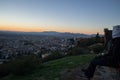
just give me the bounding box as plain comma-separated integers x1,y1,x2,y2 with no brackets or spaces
95,32,100,43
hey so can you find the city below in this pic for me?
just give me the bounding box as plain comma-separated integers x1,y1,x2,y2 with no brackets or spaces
0,31,98,64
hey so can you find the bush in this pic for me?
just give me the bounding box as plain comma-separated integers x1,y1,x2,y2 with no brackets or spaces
42,51,64,62
11,55,41,75
0,55,41,77
67,47,90,56
77,38,96,47
0,63,11,77
91,45,104,54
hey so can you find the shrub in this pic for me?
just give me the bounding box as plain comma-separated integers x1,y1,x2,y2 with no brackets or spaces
91,45,104,54
67,47,90,56
0,55,41,77
42,51,64,62
77,38,96,47
11,55,41,75
0,63,11,77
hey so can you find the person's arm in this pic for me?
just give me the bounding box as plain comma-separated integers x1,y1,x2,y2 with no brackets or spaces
97,40,113,57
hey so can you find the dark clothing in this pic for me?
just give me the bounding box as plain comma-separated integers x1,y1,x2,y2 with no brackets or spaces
86,56,118,78
85,37,120,78
112,37,120,64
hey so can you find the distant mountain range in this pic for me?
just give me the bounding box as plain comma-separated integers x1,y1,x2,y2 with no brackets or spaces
0,31,103,38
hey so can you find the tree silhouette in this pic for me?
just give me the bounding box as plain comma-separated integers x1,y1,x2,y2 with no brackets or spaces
95,32,100,43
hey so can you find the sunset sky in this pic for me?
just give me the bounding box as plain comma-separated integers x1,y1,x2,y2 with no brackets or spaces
0,0,120,34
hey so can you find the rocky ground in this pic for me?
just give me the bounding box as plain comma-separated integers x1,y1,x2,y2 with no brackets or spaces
59,66,120,80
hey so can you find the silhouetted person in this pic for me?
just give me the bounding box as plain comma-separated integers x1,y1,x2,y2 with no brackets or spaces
82,25,120,80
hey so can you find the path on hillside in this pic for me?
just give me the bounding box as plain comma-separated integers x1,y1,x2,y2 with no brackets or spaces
59,65,120,80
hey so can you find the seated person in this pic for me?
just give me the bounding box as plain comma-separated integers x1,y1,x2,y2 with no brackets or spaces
82,25,120,80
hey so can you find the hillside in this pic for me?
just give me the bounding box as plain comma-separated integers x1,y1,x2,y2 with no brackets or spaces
1,54,120,80
1,54,95,80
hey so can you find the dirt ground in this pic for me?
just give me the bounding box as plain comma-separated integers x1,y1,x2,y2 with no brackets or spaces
59,66,120,80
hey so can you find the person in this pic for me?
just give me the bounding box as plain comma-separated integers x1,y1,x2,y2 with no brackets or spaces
82,25,120,80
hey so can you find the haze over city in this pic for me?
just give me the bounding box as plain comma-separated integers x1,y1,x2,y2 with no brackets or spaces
0,0,120,34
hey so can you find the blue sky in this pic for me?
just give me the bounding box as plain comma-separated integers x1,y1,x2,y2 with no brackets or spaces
0,0,120,34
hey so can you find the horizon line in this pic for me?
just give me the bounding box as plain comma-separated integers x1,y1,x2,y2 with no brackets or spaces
0,30,103,35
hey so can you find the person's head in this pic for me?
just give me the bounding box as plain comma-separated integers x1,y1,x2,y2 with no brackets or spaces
112,25,120,39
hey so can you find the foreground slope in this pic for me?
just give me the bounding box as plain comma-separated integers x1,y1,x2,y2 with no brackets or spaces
1,54,95,80
2,54,119,80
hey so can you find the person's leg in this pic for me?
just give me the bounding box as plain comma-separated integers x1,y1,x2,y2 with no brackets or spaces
83,56,117,78
82,56,101,78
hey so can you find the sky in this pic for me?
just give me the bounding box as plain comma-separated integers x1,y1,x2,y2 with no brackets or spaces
0,0,120,34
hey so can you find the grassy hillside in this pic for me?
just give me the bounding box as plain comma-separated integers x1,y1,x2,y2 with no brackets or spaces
1,54,96,80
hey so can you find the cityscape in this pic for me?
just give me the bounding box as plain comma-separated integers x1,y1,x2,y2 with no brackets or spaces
0,0,120,80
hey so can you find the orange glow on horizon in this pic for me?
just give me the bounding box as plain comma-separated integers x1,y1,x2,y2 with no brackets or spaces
0,25,103,34
0,25,42,32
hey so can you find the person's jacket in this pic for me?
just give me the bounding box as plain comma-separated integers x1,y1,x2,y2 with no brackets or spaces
112,37,120,64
